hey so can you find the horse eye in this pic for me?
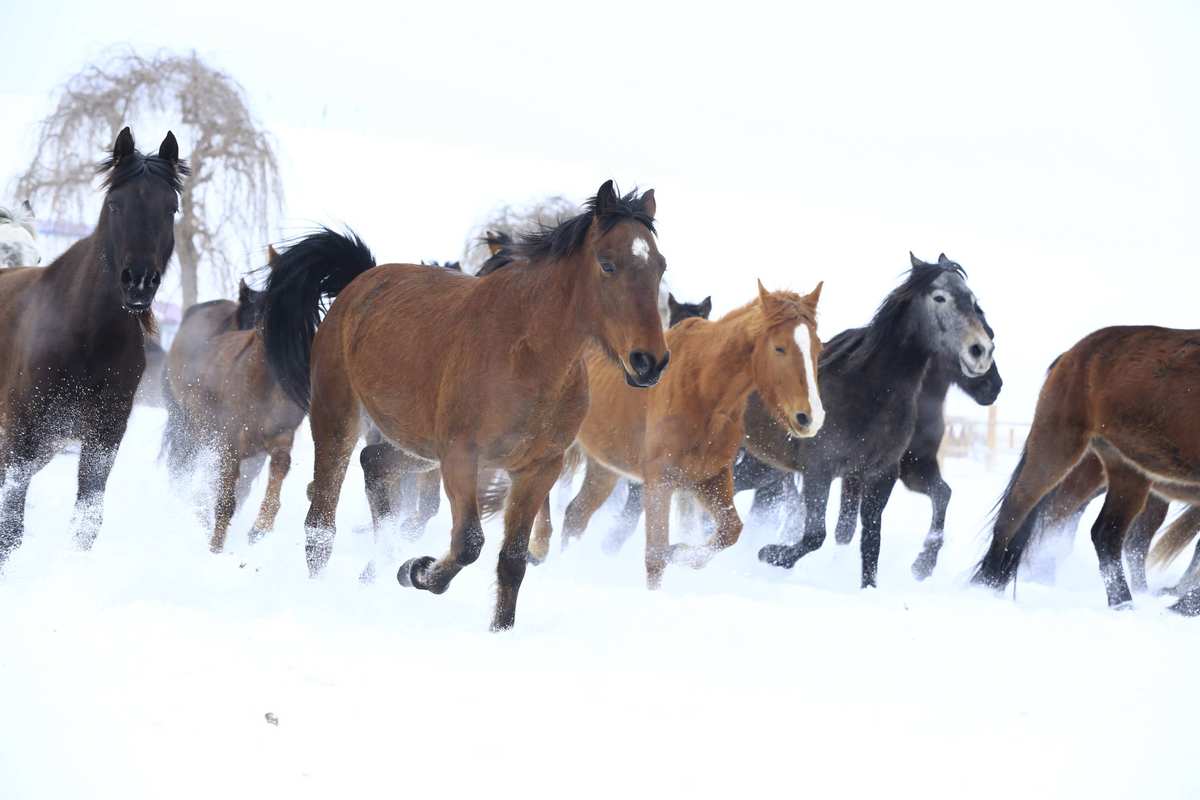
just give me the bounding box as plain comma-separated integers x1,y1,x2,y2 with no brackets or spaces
600,260,616,274
775,346,786,354
933,294,947,303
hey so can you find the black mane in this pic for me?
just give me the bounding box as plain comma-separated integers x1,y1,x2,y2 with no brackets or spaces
506,187,655,265
97,149,189,195
822,260,968,371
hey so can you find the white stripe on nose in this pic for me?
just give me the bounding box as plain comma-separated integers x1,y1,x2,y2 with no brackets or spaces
794,323,825,431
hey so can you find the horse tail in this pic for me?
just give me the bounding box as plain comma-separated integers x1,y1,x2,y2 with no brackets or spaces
1148,505,1200,570
970,448,1052,587
477,442,584,520
259,227,375,411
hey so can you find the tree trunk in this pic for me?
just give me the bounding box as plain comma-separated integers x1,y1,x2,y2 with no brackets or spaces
178,178,200,309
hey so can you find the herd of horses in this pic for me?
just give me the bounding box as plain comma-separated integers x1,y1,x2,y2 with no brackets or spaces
3,127,1200,629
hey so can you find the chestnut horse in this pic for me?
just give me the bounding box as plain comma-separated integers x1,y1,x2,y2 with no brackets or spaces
550,281,824,588
0,128,186,567
162,249,304,552
260,182,669,629
973,326,1200,615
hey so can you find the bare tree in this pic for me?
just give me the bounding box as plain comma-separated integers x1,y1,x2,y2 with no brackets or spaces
15,50,282,307
462,195,579,273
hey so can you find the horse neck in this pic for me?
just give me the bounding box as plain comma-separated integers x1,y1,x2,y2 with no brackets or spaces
919,362,954,403
484,258,595,377
853,321,933,398
688,311,762,416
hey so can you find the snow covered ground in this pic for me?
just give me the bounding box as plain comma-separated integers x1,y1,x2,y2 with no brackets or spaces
3,407,1199,799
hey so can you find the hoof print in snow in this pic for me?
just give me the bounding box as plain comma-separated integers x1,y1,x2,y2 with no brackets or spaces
264,712,279,726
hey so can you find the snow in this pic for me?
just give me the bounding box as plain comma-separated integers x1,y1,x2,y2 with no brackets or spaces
3,407,1200,800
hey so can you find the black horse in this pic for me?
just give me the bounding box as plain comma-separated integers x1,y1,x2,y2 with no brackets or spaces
743,268,1002,580
745,254,995,588
0,128,186,565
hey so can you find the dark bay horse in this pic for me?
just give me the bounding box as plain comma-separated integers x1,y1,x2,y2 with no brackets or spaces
162,250,303,552
261,181,669,630
972,325,1200,615
549,281,823,587
0,128,186,566
748,254,994,588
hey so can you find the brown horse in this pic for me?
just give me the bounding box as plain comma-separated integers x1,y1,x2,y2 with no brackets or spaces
260,182,669,630
162,248,304,553
550,281,824,588
0,128,186,567
973,326,1200,615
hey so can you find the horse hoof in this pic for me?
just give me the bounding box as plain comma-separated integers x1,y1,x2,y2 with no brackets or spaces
397,556,436,590
911,558,935,582
834,532,854,546
247,526,266,545
526,550,544,566
359,561,377,584
758,544,797,569
1169,594,1200,616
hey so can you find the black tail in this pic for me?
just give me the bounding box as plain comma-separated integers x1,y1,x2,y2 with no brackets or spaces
259,228,375,410
971,449,1051,588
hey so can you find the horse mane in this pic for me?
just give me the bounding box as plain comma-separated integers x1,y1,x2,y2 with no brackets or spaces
719,289,817,336
476,231,516,276
821,261,968,371
96,148,190,195
505,187,655,266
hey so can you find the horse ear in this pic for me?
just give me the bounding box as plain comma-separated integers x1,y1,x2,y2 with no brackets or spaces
910,251,925,268
158,131,179,164
757,279,771,308
699,296,712,317
20,200,34,220
667,292,679,312
595,180,618,216
804,281,824,308
113,127,135,165
267,245,280,268
238,279,251,303
640,188,656,219
938,253,949,265
486,231,504,256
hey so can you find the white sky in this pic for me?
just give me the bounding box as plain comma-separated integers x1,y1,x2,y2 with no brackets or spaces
2,0,1198,420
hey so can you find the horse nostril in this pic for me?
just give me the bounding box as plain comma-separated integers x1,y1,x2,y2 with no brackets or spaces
629,350,654,377
795,412,810,428
969,344,984,360
120,268,134,286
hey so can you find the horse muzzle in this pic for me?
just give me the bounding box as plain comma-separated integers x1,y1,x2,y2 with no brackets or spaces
624,349,670,388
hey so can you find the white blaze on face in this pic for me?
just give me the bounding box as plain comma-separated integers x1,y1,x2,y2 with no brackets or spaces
794,323,825,431
631,237,650,262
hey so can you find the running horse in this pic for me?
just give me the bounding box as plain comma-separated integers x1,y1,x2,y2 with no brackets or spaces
260,181,669,629
0,128,187,566
973,325,1200,616
162,248,304,553
541,280,824,588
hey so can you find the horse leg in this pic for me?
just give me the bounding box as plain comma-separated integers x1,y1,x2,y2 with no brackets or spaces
304,389,361,577
643,479,673,589
834,473,863,546
900,454,951,580
71,411,130,551
396,448,482,595
360,442,406,530
527,495,553,565
858,467,899,588
1090,459,1150,608
247,433,295,545
492,456,563,631
776,475,806,542
667,469,741,569
561,457,620,548
1123,495,1167,594
602,481,644,556
759,471,832,569
0,434,55,569
208,444,242,554
234,453,267,510
400,467,442,539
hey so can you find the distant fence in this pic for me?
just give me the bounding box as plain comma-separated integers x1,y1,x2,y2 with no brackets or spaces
939,407,1031,469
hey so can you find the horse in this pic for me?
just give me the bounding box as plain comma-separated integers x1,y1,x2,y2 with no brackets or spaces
161,250,301,553
972,325,1200,615
539,281,823,588
747,254,994,588
0,201,40,268
260,181,669,630
0,128,186,566
742,258,1003,580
